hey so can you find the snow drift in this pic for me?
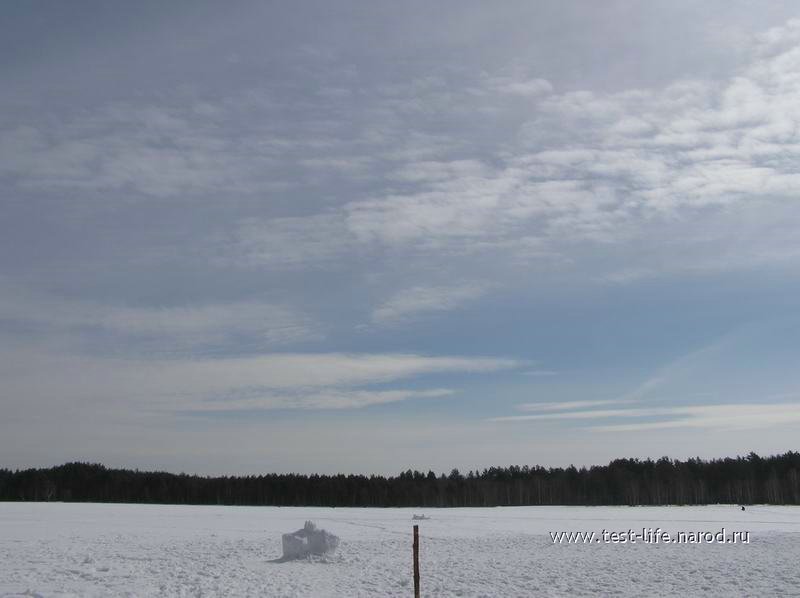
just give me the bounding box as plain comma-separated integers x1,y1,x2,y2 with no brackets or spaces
281,520,339,560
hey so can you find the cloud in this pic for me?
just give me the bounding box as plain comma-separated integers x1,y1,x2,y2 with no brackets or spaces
490,401,800,431
36,14,778,298
371,283,488,325
0,284,318,351
0,105,272,198
494,321,800,430
187,388,454,411
0,346,522,415
0,95,377,201
226,23,800,282
229,214,353,269
490,407,670,422
595,403,800,432
482,71,554,97
498,78,553,97
520,370,558,377
5,5,800,473
515,398,633,412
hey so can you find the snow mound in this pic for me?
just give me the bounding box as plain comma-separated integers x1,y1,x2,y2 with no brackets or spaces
281,521,339,560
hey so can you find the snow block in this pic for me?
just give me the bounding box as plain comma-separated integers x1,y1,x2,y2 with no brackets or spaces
281,521,339,560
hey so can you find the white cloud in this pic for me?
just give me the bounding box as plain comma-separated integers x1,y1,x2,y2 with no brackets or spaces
208,22,800,341
353,22,800,264
595,403,800,432
0,285,318,350
486,75,553,97
520,370,558,377
0,105,270,198
5,6,800,472
5,18,800,268
515,398,632,412
0,346,522,415
230,214,353,268
311,49,792,264
187,388,454,411
490,401,800,432
371,283,487,325
490,407,671,422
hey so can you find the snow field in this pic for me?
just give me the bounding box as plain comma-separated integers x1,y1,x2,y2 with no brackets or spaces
1,503,799,597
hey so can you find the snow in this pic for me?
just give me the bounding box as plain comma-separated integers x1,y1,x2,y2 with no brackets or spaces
1,503,799,596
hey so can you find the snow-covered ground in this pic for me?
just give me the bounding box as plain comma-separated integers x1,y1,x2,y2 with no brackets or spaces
1,503,799,597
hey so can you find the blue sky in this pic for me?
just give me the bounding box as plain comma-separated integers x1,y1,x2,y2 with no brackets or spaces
2,1,800,474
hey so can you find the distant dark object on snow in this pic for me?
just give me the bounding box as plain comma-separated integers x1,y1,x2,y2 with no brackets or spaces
281,521,339,560
741,505,746,511
412,514,430,520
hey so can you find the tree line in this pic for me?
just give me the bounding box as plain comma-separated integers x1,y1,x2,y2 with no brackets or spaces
1,452,799,506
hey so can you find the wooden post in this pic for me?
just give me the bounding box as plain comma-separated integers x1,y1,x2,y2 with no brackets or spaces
413,524,420,598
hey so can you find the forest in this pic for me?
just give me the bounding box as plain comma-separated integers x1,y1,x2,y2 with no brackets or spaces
1,452,799,507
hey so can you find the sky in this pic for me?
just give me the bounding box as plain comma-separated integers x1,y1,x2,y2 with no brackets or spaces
2,1,800,475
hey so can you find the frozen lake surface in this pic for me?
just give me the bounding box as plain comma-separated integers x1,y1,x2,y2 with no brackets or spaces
1,502,799,596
